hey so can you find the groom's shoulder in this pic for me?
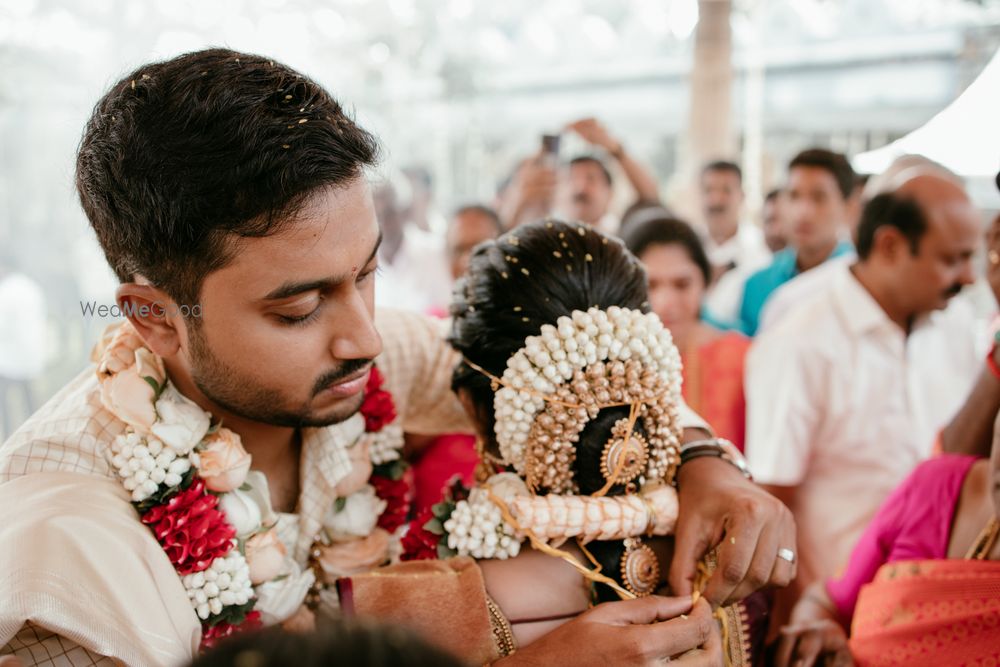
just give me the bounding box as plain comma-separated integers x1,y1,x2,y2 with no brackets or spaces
0,366,121,483
374,307,452,367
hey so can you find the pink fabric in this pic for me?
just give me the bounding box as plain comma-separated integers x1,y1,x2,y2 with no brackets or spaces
825,454,979,621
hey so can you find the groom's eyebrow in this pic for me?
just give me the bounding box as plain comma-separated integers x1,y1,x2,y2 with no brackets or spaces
262,232,382,301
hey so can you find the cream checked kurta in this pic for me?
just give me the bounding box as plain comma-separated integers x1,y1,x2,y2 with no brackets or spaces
0,308,707,666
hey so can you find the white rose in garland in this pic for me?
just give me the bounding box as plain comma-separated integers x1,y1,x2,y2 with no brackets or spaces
151,384,211,455
218,471,276,538
324,484,387,541
254,560,317,626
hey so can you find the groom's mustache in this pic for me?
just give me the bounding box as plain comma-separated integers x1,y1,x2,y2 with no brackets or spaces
311,359,374,397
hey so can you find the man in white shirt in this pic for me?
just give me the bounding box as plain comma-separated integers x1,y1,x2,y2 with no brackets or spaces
746,172,983,625
699,161,771,327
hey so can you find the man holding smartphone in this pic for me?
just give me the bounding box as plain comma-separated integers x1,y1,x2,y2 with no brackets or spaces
498,117,661,232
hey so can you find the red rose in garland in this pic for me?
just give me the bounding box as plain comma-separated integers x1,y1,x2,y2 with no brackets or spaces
360,366,397,432
400,507,440,561
371,474,410,533
141,479,236,574
199,610,262,651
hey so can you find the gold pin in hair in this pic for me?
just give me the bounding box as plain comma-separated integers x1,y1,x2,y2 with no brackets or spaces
521,268,530,276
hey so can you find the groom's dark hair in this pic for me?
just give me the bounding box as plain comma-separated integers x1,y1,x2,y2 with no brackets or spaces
76,48,379,310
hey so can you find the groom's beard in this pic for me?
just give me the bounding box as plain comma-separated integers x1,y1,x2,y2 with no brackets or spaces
187,328,368,429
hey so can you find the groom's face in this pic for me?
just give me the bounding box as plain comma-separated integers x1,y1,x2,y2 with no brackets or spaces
186,178,383,428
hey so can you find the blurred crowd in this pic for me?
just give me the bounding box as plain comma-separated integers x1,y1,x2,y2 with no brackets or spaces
370,115,1000,664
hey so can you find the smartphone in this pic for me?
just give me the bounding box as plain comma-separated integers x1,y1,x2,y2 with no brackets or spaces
541,133,561,157
540,133,560,167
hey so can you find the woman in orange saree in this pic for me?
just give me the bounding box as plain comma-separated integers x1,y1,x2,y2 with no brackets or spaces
622,216,750,452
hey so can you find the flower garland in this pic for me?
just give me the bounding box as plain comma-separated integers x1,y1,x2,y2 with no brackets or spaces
94,323,407,651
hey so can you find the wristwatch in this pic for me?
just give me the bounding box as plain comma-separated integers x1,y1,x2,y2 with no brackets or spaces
679,438,753,480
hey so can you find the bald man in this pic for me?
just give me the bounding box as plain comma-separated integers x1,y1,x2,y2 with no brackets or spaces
744,171,984,628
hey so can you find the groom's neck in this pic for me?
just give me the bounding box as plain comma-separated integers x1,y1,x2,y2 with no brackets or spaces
162,360,302,510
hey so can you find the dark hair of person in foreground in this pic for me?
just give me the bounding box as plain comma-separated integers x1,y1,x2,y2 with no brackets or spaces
189,620,466,667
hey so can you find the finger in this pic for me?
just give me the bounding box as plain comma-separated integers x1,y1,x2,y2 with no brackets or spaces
668,515,714,599
724,510,783,604
629,599,713,660
780,508,798,585
589,595,693,626
702,511,761,607
0,658,25,667
793,630,824,667
774,629,801,667
764,507,798,591
830,647,855,667
671,606,723,666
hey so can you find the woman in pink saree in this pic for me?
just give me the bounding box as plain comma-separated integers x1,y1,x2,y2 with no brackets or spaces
777,432,1000,665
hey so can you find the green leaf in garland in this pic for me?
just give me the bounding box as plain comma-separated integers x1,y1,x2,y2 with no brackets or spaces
437,543,458,560
133,466,196,513
205,600,256,627
237,537,246,557
372,459,408,480
334,497,347,513
238,482,252,492
431,500,455,521
142,376,162,397
424,517,445,535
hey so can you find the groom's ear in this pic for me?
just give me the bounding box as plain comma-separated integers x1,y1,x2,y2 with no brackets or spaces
115,282,185,358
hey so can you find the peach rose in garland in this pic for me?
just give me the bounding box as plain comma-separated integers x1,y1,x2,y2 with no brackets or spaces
197,427,252,493
316,527,392,577
96,324,149,377
245,528,287,584
98,347,166,432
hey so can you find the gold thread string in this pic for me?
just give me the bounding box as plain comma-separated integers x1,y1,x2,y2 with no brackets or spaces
484,486,636,600
462,356,652,411
638,491,659,537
